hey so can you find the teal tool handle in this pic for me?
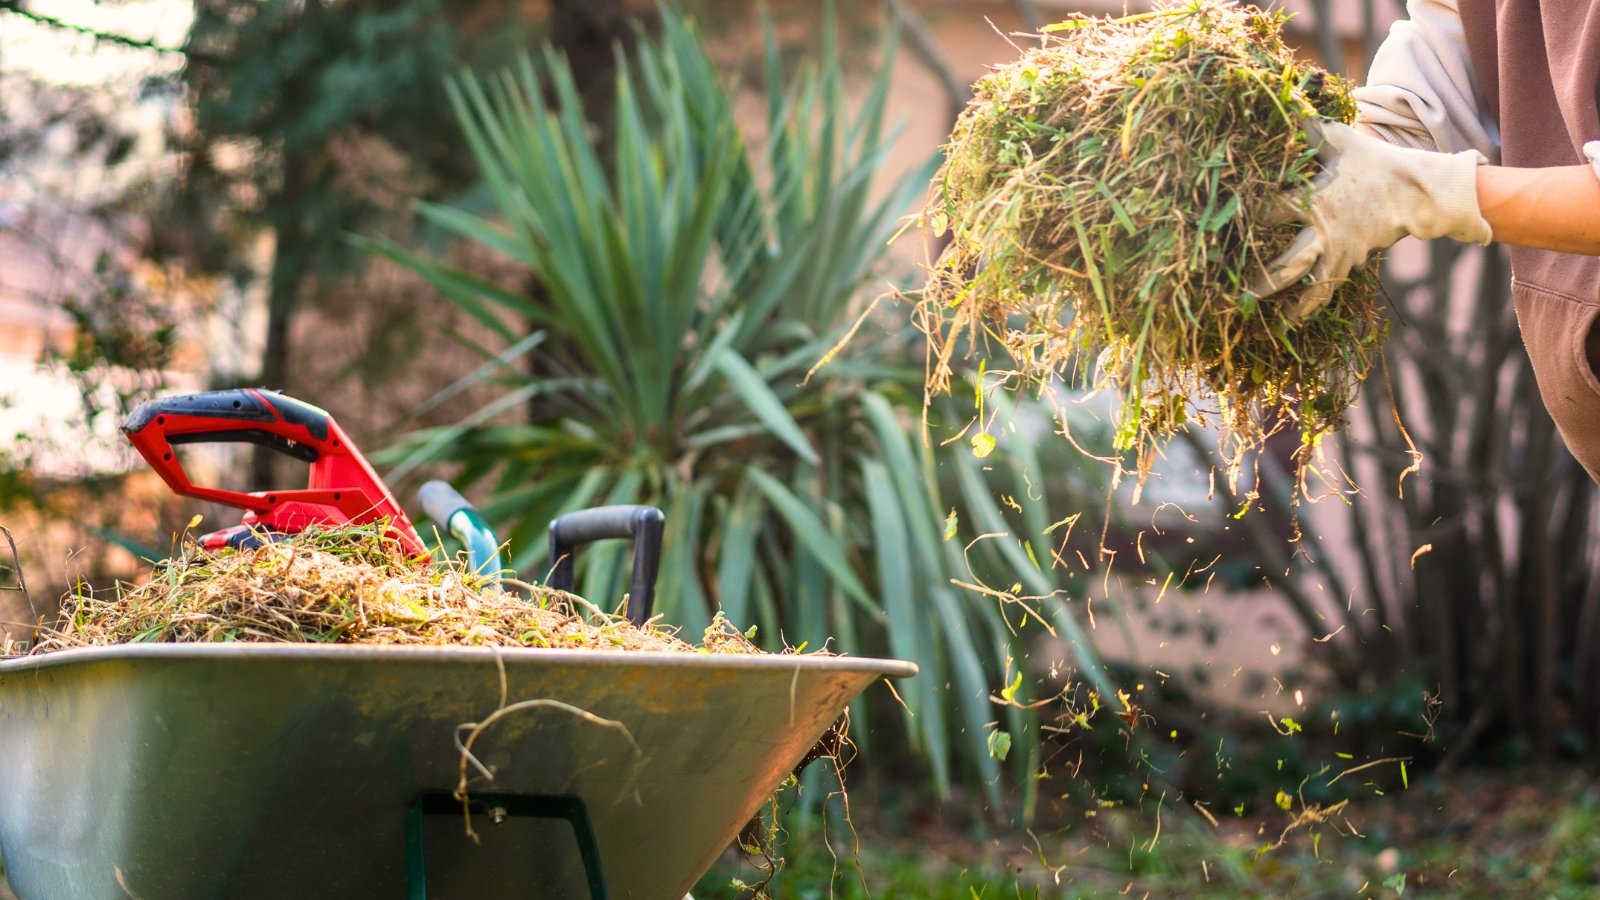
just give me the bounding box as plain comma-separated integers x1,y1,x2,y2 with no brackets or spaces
417,481,503,580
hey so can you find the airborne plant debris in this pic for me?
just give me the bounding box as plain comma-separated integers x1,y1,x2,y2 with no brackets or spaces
919,1,1387,483
26,523,761,655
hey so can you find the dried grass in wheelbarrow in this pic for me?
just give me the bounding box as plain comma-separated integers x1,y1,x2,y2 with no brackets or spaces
918,1,1388,482
27,524,760,655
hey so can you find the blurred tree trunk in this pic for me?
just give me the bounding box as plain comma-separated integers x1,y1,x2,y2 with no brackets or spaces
165,0,540,489
881,0,967,123
246,0,323,490
1330,240,1599,760
550,0,636,118
524,0,638,424
252,145,316,488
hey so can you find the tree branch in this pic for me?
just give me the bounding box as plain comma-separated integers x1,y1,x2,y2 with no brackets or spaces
1301,0,1347,74
1011,0,1045,33
880,0,968,122
0,0,191,58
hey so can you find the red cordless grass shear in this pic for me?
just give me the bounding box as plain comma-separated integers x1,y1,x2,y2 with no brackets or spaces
121,388,428,557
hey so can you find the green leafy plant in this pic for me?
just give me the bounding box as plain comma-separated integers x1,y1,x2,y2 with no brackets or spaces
366,9,1113,796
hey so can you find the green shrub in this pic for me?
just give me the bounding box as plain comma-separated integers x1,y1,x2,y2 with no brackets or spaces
366,9,1113,797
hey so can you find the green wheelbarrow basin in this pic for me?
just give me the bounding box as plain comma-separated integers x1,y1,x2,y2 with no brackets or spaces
0,644,914,899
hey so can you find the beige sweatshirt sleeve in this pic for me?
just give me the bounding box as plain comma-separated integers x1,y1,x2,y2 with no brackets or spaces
1352,0,1501,162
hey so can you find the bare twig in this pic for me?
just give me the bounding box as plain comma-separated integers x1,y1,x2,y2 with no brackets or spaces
1299,0,1347,73
453,697,644,842
0,526,36,627
0,0,207,60
1326,755,1410,787
1011,0,1045,32
879,0,968,120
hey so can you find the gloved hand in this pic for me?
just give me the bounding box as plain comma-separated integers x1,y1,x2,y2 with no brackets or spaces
1249,119,1493,324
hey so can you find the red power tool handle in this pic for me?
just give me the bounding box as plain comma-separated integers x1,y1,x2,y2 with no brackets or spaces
121,388,428,557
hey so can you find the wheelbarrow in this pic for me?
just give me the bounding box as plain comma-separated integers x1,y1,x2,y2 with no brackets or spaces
0,390,916,898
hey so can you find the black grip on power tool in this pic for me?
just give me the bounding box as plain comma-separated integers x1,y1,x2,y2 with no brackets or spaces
418,481,473,526
121,389,331,443
547,505,665,626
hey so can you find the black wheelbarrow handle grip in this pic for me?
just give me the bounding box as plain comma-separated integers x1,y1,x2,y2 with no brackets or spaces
547,505,665,627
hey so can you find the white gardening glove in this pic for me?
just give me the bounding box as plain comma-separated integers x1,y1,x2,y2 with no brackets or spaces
1250,119,1493,324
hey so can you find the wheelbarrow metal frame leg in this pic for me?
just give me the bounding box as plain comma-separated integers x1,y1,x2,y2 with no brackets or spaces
405,792,609,899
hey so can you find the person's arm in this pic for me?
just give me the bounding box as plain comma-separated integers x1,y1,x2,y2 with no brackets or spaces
1249,0,1600,320
1350,0,1600,256
1352,0,1499,158
1477,160,1600,255
1245,122,1492,322
1249,137,1600,320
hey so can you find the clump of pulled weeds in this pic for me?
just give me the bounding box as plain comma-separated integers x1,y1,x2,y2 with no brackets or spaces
26,524,761,655
918,1,1387,484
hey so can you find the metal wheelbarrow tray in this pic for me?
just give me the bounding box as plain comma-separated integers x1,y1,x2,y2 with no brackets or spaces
0,643,914,899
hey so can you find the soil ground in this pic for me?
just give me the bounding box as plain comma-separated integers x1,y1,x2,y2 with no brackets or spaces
0,764,1585,897
698,765,1600,898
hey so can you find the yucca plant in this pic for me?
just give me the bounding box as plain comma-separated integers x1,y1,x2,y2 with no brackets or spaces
365,10,1115,799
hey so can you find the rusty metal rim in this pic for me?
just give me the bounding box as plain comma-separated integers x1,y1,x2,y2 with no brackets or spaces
0,642,918,678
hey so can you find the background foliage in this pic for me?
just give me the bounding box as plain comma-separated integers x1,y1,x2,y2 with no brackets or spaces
369,10,1120,796
3,6,1600,895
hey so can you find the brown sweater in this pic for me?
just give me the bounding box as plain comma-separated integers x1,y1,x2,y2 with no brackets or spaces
1459,0,1600,295
1459,2,1600,480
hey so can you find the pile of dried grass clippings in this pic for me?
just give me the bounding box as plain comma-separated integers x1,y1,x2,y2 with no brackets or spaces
918,1,1387,485
25,524,762,656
